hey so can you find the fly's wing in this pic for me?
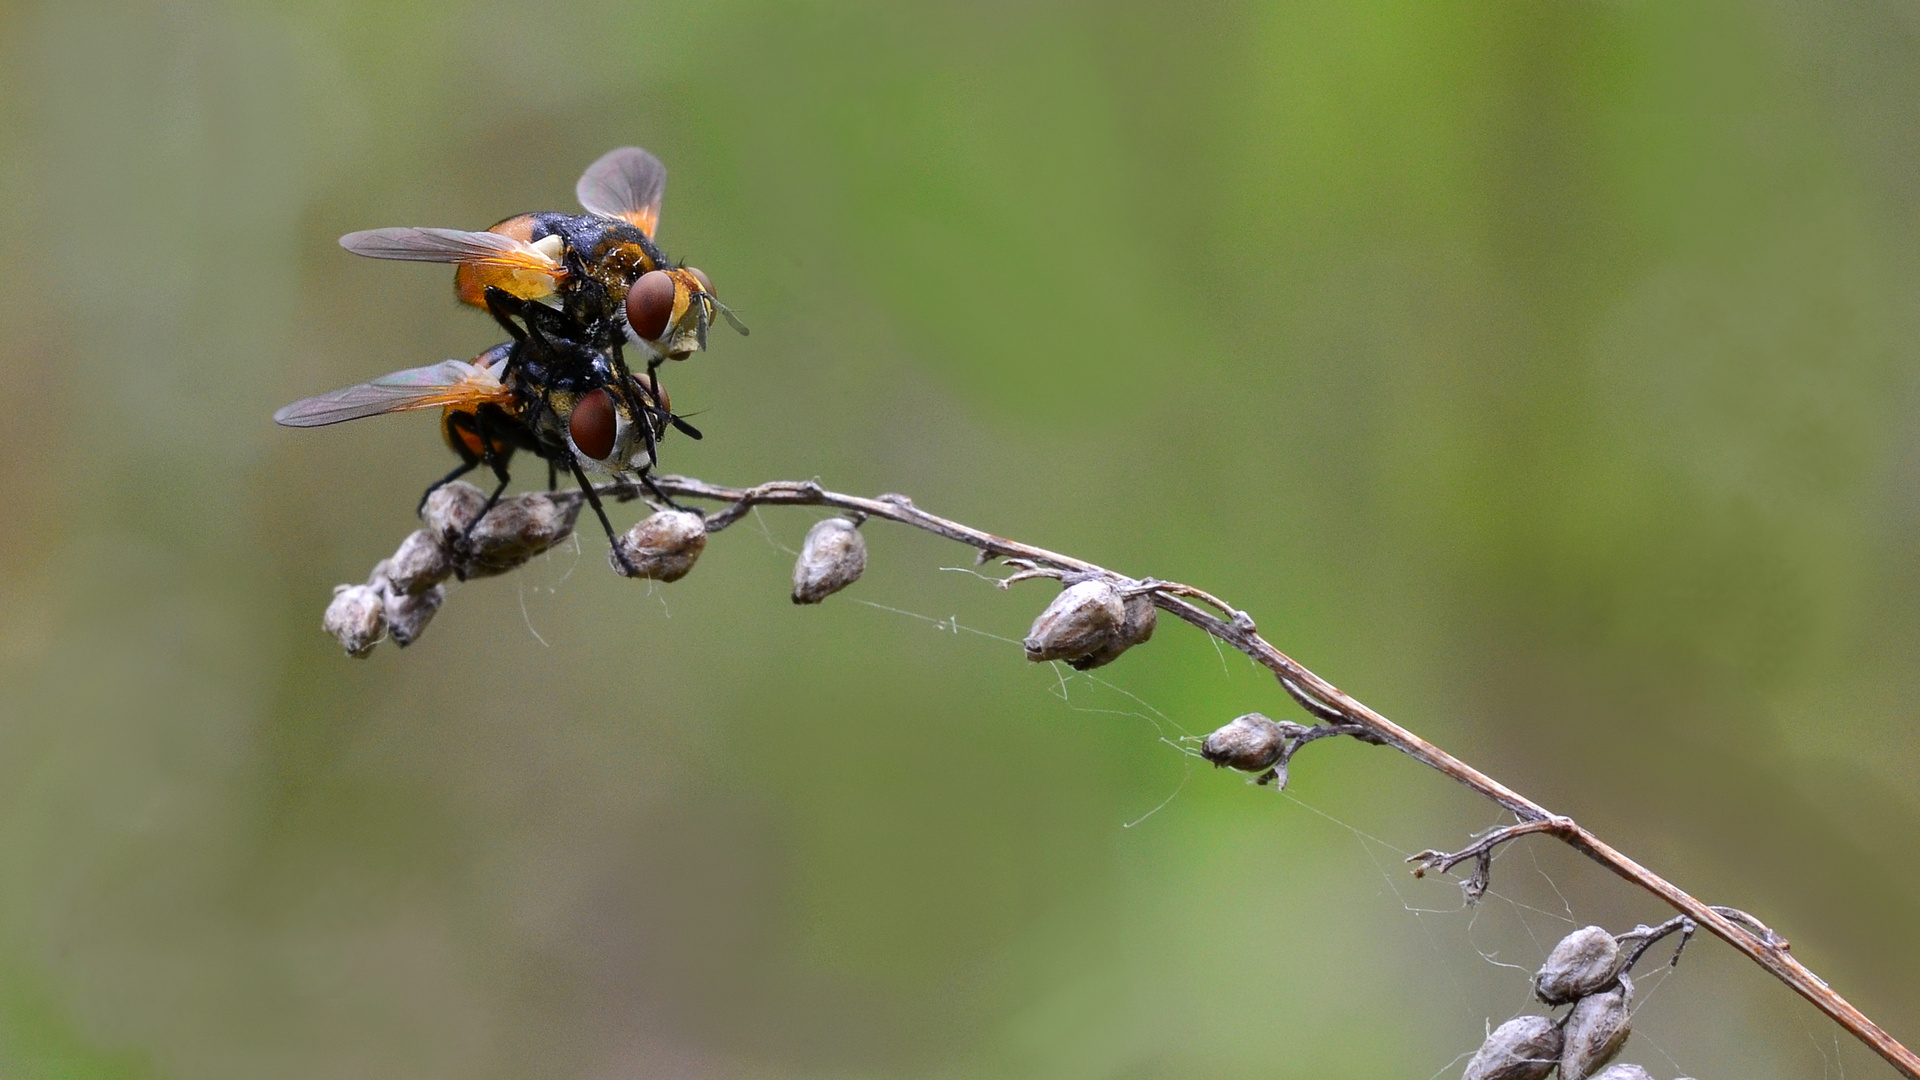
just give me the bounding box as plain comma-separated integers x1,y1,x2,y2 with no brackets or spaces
575,147,666,237
273,360,508,428
339,227,564,276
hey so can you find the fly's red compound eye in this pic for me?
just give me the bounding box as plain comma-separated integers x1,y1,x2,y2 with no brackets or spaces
570,388,617,460
626,270,676,340
686,267,713,296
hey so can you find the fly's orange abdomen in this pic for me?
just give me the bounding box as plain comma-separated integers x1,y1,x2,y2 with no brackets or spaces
454,214,542,307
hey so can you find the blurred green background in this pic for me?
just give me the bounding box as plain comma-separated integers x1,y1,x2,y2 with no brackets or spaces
3,0,1919,1076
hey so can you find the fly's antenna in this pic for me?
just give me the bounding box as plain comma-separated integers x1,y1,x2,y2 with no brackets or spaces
661,405,704,441
711,296,749,336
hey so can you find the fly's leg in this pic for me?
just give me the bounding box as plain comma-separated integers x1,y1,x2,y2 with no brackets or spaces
605,341,649,424
470,412,514,525
567,455,637,576
639,470,694,515
629,371,662,473
419,460,479,515
483,286,530,344
639,353,703,440
422,414,486,514
456,410,515,565
471,452,513,533
426,412,512,580
418,461,479,515
482,287,538,395
547,460,558,492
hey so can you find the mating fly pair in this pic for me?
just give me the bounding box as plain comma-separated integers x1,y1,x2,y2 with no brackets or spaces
274,147,746,568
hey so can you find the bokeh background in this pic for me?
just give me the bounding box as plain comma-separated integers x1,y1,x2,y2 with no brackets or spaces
2,0,1918,1076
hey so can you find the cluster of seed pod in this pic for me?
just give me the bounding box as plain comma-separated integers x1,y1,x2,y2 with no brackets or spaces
318,489,1177,671
319,491,881,655
1020,577,1157,670
322,480,583,656
1462,924,1687,1080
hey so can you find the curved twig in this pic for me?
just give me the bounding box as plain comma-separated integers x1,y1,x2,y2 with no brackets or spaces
554,472,1919,1079
1406,818,1574,903
1615,915,1697,976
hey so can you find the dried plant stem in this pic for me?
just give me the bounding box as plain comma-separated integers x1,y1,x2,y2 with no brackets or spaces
582,473,1917,1077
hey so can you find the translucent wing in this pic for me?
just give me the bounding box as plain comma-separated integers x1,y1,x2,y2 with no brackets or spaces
575,147,666,237
339,227,564,275
273,360,508,428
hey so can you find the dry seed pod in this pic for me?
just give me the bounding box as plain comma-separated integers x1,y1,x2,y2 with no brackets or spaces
611,510,707,581
792,517,867,603
380,583,445,647
1023,579,1125,663
1560,974,1633,1080
420,483,582,578
1534,925,1622,1005
1201,713,1289,772
1068,592,1156,670
1589,1066,1654,1080
461,491,582,577
421,480,490,540
376,529,453,596
324,583,386,658
1461,1014,1562,1080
